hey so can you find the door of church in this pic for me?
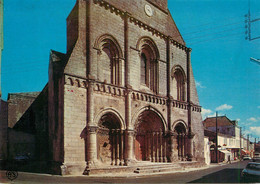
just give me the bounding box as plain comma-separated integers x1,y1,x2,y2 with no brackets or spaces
135,135,145,161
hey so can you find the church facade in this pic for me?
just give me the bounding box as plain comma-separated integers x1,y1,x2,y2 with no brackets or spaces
11,0,205,175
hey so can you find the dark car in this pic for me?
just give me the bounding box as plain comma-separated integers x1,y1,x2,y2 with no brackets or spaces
252,156,260,162
241,162,260,182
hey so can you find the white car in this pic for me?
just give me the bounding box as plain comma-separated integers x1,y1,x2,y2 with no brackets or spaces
241,162,260,182
243,155,252,160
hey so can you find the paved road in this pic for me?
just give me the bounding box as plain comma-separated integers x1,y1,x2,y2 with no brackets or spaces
0,161,254,183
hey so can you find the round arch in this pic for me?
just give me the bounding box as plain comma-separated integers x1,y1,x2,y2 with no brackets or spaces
132,106,167,132
136,36,160,60
172,120,188,133
171,65,187,82
94,108,126,130
94,34,123,58
132,106,168,162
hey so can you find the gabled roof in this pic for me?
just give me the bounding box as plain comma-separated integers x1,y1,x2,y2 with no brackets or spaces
7,92,40,101
103,0,185,44
203,115,236,128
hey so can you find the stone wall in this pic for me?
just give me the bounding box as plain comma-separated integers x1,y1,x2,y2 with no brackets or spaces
63,77,86,166
7,92,40,128
7,129,35,160
0,99,8,161
60,0,204,168
13,86,48,161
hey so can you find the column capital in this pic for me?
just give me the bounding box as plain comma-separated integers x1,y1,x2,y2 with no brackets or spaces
124,11,132,18
187,132,195,139
168,131,178,138
125,129,135,136
86,126,99,134
185,47,192,53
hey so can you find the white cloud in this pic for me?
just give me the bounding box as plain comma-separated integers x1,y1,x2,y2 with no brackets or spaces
247,117,258,122
195,81,206,89
201,108,212,119
249,127,260,137
216,104,233,111
236,118,241,122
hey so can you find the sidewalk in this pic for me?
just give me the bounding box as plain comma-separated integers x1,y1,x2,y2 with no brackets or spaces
0,160,241,181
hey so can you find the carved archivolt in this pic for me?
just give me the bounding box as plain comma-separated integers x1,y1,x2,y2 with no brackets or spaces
132,106,167,132
95,108,126,130
171,65,187,82
172,120,188,134
94,34,123,59
136,36,160,60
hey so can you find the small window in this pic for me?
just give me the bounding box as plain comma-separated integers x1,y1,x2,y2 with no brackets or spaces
141,53,147,85
174,69,185,101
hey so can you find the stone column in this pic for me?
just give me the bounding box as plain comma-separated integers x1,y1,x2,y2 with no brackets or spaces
186,48,194,161
159,131,163,162
155,132,158,162
148,132,152,161
110,130,114,165
116,130,120,165
169,131,178,162
124,129,134,165
145,132,149,160
181,133,184,161
86,126,98,167
163,133,167,162
184,134,187,160
114,131,117,165
151,132,154,162
187,132,195,161
119,130,124,165
86,80,98,167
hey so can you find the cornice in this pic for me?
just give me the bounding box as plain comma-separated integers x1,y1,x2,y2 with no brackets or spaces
64,73,201,112
145,0,168,15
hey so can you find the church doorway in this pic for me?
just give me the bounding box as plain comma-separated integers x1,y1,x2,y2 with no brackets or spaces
134,110,167,162
97,113,124,165
174,122,187,161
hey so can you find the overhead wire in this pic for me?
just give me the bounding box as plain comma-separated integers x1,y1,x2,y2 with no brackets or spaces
182,20,243,37
188,32,245,45
180,14,245,31
185,26,245,41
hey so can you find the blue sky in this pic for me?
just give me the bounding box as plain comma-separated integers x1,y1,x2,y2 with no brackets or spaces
1,0,259,141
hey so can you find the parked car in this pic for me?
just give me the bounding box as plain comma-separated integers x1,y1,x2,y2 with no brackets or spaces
243,155,252,160
241,162,260,182
14,153,31,164
252,156,260,162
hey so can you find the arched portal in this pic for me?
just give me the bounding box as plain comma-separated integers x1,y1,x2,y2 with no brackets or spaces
173,122,187,160
134,110,167,162
97,113,124,165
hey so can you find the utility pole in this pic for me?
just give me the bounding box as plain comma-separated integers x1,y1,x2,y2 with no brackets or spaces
0,0,3,98
215,111,218,163
245,0,260,65
247,134,249,151
240,127,242,160
245,0,260,41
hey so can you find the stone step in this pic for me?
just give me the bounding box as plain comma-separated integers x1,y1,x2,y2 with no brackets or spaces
135,163,178,169
134,164,182,174
134,166,182,174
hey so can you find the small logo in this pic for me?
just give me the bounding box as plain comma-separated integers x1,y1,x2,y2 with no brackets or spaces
6,171,18,181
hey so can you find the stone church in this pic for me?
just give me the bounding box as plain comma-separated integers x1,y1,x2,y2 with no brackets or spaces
11,0,205,175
